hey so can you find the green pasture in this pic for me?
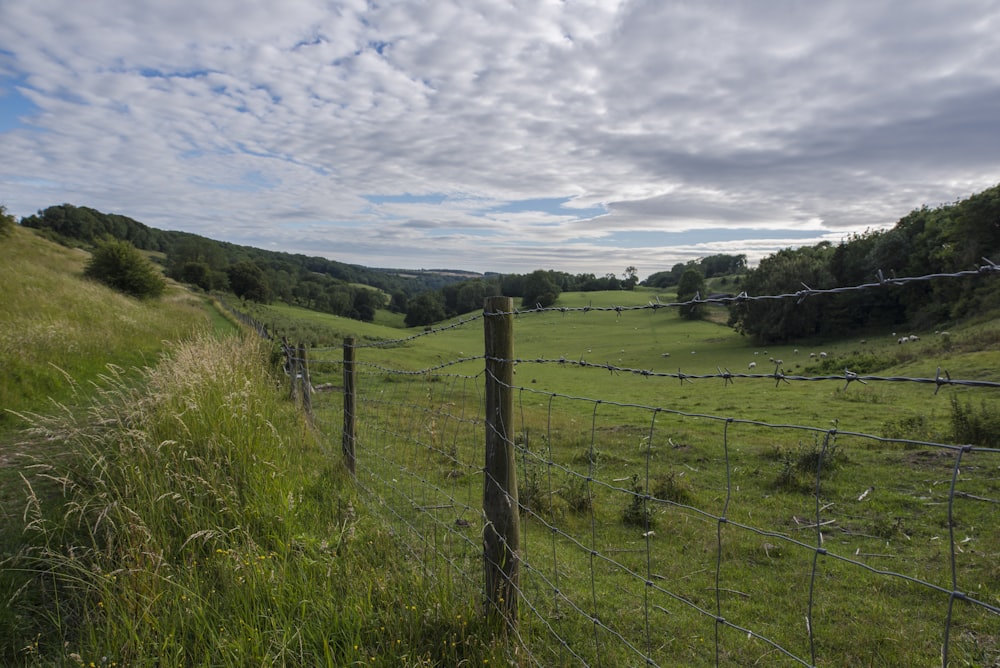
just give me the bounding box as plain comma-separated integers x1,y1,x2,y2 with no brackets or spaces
294,287,1000,665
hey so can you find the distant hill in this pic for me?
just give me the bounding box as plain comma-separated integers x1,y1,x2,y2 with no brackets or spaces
19,204,479,322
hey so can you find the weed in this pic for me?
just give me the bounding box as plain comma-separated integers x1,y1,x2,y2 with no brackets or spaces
651,470,693,505
769,434,843,492
949,396,1000,447
559,473,592,514
882,413,936,445
622,474,654,529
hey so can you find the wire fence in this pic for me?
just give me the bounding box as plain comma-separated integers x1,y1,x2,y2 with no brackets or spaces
273,266,1000,667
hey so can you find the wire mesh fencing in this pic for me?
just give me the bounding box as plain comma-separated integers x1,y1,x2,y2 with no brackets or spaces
285,268,1000,667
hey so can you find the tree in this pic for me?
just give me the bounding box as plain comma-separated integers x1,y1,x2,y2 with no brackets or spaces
622,266,638,290
405,291,446,327
84,238,166,298
227,260,270,302
676,268,705,319
0,205,14,237
728,244,835,343
521,270,561,308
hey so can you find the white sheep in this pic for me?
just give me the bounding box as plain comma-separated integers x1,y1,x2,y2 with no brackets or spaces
819,352,828,358
748,361,757,369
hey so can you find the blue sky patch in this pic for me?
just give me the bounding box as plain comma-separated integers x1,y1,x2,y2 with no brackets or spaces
0,77,39,132
364,193,449,206
482,197,606,219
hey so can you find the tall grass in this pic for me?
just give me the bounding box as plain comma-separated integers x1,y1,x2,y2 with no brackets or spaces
2,334,505,666
0,227,221,430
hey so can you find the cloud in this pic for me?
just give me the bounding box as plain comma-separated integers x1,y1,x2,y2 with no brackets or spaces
1,0,998,279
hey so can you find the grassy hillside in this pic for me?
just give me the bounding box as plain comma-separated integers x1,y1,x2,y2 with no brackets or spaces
0,229,504,666
0,226,231,431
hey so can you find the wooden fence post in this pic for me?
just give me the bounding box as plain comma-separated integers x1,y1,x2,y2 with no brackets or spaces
298,342,312,422
343,337,357,476
283,337,298,403
483,296,520,629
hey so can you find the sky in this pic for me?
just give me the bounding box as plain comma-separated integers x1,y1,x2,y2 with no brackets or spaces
2,1,999,279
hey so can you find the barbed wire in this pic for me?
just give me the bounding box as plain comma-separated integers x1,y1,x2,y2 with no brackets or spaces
499,259,1000,317
312,362,999,666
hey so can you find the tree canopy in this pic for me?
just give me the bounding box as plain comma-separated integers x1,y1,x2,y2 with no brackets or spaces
729,184,1000,343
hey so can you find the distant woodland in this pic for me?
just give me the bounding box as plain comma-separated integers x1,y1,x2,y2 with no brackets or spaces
16,182,1000,339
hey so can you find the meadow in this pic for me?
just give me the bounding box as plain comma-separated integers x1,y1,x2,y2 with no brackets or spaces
293,288,1000,666
2,226,998,665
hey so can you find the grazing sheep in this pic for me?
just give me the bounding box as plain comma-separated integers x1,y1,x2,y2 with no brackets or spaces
661,352,670,357
909,334,919,342
898,336,909,344
809,352,816,358
819,352,828,358
748,362,757,369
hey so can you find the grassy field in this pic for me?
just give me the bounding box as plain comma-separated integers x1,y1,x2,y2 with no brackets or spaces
2,228,997,665
295,288,1000,666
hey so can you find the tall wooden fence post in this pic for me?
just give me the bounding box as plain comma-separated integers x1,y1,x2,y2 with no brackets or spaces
343,337,357,476
284,337,299,403
483,296,520,629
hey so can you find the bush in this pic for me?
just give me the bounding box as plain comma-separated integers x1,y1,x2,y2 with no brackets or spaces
622,474,654,528
950,396,1000,448
0,205,14,237
84,238,166,298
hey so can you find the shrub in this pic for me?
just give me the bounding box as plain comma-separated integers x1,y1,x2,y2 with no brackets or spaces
84,238,165,298
0,205,14,237
652,470,693,505
950,396,1000,448
622,474,654,528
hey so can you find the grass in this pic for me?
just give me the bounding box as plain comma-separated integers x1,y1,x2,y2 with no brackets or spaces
295,288,1000,666
2,234,997,665
0,230,504,666
0,226,230,432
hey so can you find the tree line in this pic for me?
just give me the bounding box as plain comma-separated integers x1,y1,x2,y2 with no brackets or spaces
728,184,1000,343
18,204,476,322
402,267,646,326
18,182,999,339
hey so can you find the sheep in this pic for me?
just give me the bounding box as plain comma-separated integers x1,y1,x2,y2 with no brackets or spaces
809,352,816,358
748,361,757,369
898,336,909,344
819,352,828,358
661,352,670,357
909,334,919,342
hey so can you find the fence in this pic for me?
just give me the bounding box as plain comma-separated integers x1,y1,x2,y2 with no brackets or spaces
274,267,1000,667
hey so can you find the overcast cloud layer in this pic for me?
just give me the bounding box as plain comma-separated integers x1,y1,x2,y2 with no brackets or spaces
2,1,999,278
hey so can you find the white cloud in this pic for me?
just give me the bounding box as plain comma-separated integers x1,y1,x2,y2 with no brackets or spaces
1,0,999,279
